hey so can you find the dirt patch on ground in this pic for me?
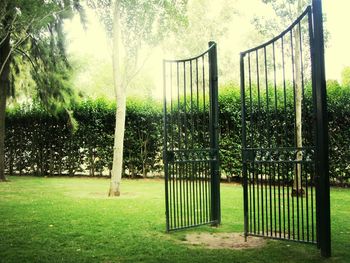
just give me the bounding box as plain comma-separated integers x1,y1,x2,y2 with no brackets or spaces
183,232,266,250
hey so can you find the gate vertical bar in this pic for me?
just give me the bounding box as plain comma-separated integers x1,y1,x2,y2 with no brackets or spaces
240,52,248,240
163,60,170,232
208,41,221,225
312,0,331,257
307,5,318,246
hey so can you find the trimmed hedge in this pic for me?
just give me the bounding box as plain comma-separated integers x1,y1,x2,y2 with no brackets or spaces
4,82,350,185
5,98,163,178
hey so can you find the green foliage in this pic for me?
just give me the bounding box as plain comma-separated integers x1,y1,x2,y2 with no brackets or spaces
327,80,350,184
163,0,239,82
4,83,350,184
1,0,85,109
124,98,163,177
218,84,242,178
164,0,237,57
5,98,163,178
252,0,328,49
87,0,187,64
341,66,350,87
253,0,310,34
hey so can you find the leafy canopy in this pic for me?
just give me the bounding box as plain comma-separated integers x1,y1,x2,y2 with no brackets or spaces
87,0,187,47
1,0,86,111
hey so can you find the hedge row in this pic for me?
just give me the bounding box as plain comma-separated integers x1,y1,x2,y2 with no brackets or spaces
5,98,163,178
4,82,350,185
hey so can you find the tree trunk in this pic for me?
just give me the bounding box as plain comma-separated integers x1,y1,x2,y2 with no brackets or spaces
0,33,10,182
142,140,148,177
109,0,125,197
9,147,13,175
292,0,304,197
90,149,95,176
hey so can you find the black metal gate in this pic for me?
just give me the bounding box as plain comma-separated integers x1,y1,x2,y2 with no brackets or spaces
163,42,220,231
240,0,330,257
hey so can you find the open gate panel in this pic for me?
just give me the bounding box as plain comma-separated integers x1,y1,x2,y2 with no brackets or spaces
163,42,220,231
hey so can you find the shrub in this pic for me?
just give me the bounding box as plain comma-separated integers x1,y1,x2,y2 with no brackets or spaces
4,82,350,185
5,98,163,178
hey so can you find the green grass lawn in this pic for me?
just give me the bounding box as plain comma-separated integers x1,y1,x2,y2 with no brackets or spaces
0,176,349,263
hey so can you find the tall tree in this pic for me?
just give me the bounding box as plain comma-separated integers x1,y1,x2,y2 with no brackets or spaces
253,0,309,196
0,0,85,181
163,0,239,81
87,0,187,196
253,0,309,35
293,0,304,196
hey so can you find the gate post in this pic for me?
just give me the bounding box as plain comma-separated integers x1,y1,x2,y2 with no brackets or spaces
208,41,221,225
312,0,331,257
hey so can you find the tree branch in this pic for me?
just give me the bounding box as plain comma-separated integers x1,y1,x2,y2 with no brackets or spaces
125,50,153,88
0,9,20,46
0,5,71,76
13,47,38,72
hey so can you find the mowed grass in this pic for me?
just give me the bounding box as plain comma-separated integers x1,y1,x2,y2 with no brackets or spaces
0,176,349,263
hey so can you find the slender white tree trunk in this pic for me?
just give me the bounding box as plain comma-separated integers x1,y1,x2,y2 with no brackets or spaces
293,0,303,196
109,0,126,196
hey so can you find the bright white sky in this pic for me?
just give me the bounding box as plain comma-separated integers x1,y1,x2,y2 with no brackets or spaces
64,0,350,99
323,0,350,80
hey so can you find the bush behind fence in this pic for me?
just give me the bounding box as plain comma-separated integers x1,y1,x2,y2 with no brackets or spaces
4,82,350,185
